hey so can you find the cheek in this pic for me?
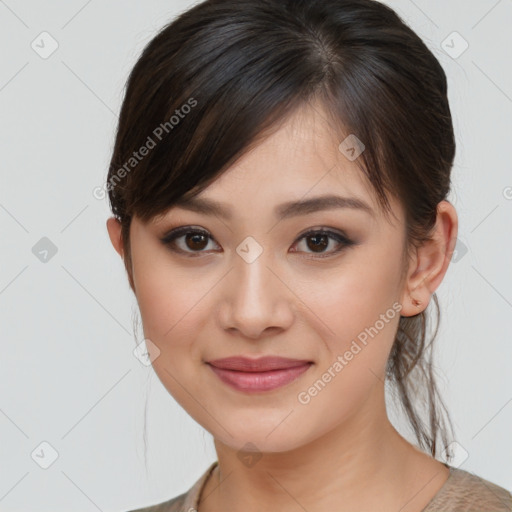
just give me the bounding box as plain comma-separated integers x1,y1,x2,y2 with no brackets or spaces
132,249,213,342
295,256,401,341
290,276,402,446
131,255,215,413
291,247,403,388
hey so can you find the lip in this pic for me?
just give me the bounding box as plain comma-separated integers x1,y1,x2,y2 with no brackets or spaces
206,356,313,393
207,356,313,372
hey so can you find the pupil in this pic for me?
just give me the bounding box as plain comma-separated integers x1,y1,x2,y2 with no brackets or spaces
307,234,328,252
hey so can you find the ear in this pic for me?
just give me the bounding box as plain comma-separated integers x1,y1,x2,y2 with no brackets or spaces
106,217,124,258
106,216,136,293
400,200,458,317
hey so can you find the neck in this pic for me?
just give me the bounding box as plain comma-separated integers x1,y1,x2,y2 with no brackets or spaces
199,382,449,512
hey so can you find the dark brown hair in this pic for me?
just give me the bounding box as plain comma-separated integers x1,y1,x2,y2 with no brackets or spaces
107,0,456,462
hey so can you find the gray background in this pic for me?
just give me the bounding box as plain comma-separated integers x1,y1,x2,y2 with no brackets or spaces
1,0,511,510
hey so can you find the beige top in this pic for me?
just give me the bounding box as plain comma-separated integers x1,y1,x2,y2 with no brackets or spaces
127,461,512,512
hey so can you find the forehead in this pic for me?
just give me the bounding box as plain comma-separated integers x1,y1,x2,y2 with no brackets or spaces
150,101,403,228
195,104,376,211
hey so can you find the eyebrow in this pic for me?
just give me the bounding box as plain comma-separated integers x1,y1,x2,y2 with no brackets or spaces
173,194,374,220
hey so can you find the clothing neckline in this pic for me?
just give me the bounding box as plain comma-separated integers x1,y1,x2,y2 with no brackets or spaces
190,461,457,512
186,461,218,512
420,462,455,511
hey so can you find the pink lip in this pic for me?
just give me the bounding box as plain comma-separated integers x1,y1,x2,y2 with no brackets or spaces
206,356,313,393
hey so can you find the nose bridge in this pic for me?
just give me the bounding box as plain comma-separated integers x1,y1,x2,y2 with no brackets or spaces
233,243,274,309
219,238,292,337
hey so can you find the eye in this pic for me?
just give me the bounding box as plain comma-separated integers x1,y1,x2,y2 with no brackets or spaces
160,226,355,258
160,226,220,256
290,228,355,258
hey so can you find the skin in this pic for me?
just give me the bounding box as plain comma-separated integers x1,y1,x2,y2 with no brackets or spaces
107,101,458,512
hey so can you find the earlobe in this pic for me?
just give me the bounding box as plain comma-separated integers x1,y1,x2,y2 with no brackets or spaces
106,217,124,258
400,200,458,317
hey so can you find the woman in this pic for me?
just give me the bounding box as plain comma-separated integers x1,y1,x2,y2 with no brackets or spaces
105,0,512,510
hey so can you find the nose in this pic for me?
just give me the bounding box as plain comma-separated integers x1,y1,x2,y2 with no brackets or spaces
216,249,295,339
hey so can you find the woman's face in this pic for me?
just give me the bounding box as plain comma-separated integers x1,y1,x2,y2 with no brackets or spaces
124,104,412,454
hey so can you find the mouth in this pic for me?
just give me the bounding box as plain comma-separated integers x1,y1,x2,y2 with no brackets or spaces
206,356,313,393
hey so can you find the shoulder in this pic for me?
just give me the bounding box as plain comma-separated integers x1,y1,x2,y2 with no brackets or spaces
423,466,512,512
125,461,218,512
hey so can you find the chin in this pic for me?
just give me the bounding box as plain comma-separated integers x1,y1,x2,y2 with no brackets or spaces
212,422,311,456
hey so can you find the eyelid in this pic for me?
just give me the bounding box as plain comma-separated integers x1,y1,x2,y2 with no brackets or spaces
161,225,213,243
295,226,351,241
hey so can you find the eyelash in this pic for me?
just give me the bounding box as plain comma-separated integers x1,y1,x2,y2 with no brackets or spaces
160,226,355,259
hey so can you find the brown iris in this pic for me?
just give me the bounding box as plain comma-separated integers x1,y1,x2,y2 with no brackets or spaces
305,234,329,253
185,232,209,251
